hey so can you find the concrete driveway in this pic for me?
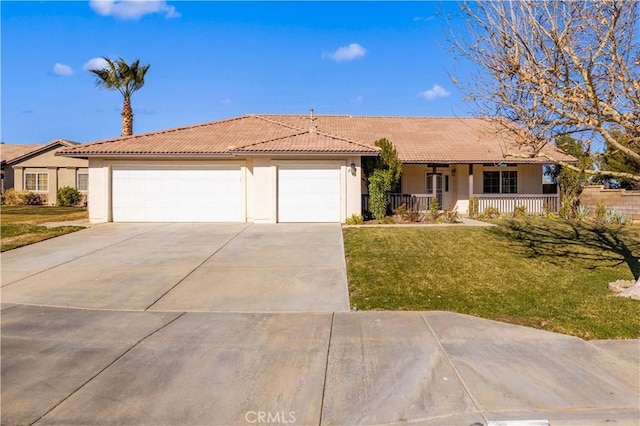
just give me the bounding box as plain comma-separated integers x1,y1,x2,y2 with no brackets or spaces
2,224,639,425
2,305,638,425
1,223,350,312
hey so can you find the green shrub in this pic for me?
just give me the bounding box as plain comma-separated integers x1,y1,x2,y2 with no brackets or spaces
345,214,364,225
57,186,82,207
604,210,628,226
468,197,479,218
513,205,527,218
368,170,391,221
428,197,440,220
575,205,590,221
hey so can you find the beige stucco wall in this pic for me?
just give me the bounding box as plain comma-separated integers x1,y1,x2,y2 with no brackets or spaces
88,156,362,224
11,147,88,205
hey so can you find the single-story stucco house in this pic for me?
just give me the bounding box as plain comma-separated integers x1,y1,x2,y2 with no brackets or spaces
1,143,40,193
4,139,89,205
58,113,575,224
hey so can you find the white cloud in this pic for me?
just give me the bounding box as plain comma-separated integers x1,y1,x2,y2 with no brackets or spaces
351,95,364,104
323,43,366,62
419,84,450,101
83,57,109,71
52,63,73,76
220,98,232,105
89,0,180,20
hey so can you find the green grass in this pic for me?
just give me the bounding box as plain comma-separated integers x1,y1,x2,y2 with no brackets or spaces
1,206,88,251
344,218,640,339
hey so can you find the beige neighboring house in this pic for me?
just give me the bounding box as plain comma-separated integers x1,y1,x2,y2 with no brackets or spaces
1,143,40,192
58,113,576,224
5,139,89,206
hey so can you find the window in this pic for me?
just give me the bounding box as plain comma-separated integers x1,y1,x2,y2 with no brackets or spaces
483,171,500,193
77,172,89,192
501,171,518,194
483,170,517,194
25,172,48,192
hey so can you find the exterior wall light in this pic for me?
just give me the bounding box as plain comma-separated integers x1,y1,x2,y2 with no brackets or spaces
350,163,357,176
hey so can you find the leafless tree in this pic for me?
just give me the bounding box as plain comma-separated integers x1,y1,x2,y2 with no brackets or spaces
448,0,640,183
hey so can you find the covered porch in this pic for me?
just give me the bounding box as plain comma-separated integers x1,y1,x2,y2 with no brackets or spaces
362,163,559,216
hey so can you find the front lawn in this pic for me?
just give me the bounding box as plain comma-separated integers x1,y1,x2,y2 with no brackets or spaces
1,206,88,251
344,218,640,339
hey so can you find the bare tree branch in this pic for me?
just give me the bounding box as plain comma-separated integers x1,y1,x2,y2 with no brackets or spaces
448,0,640,181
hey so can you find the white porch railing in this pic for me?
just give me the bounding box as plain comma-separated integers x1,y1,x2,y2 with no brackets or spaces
362,193,434,215
477,194,559,214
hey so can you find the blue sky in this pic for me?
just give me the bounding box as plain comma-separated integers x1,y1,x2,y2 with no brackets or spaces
1,1,471,144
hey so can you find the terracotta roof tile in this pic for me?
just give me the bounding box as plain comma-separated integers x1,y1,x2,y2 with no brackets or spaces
1,143,41,163
59,114,576,163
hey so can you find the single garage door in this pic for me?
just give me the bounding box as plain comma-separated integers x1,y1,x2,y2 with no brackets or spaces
112,168,243,222
278,167,341,222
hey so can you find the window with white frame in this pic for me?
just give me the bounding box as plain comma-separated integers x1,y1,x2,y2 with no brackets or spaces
77,172,89,192
483,170,517,194
24,172,48,192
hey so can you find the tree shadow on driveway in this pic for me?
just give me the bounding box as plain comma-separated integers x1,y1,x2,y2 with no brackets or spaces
489,219,640,280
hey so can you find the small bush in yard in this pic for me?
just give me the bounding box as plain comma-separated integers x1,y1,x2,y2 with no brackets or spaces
575,205,590,221
393,203,408,217
513,205,527,218
57,186,82,207
484,206,500,219
468,197,479,218
595,202,607,223
441,207,461,223
2,189,25,206
22,192,43,205
428,197,440,220
404,210,422,223
345,214,364,225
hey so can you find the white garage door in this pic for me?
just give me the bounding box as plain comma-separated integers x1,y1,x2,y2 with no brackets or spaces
112,168,243,222
278,167,341,222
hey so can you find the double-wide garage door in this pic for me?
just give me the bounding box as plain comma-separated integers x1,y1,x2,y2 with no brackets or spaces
112,168,243,222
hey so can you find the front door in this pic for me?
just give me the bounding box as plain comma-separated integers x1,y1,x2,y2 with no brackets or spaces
426,173,451,209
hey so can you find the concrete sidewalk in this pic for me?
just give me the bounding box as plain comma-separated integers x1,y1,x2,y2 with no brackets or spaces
2,305,638,426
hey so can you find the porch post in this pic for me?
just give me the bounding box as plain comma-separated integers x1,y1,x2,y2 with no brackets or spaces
468,164,474,197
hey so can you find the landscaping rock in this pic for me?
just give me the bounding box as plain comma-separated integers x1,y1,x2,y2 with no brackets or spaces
608,280,640,300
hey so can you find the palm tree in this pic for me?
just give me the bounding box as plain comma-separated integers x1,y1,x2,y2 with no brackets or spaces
89,57,150,137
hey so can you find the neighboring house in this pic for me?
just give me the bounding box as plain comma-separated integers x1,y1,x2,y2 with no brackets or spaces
6,139,89,206
58,113,575,224
1,143,41,193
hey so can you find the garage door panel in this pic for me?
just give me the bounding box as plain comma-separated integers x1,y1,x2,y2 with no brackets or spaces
112,168,242,222
278,167,341,223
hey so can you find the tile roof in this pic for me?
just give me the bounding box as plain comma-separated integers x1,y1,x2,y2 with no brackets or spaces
1,143,41,164
5,139,79,165
58,114,576,163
